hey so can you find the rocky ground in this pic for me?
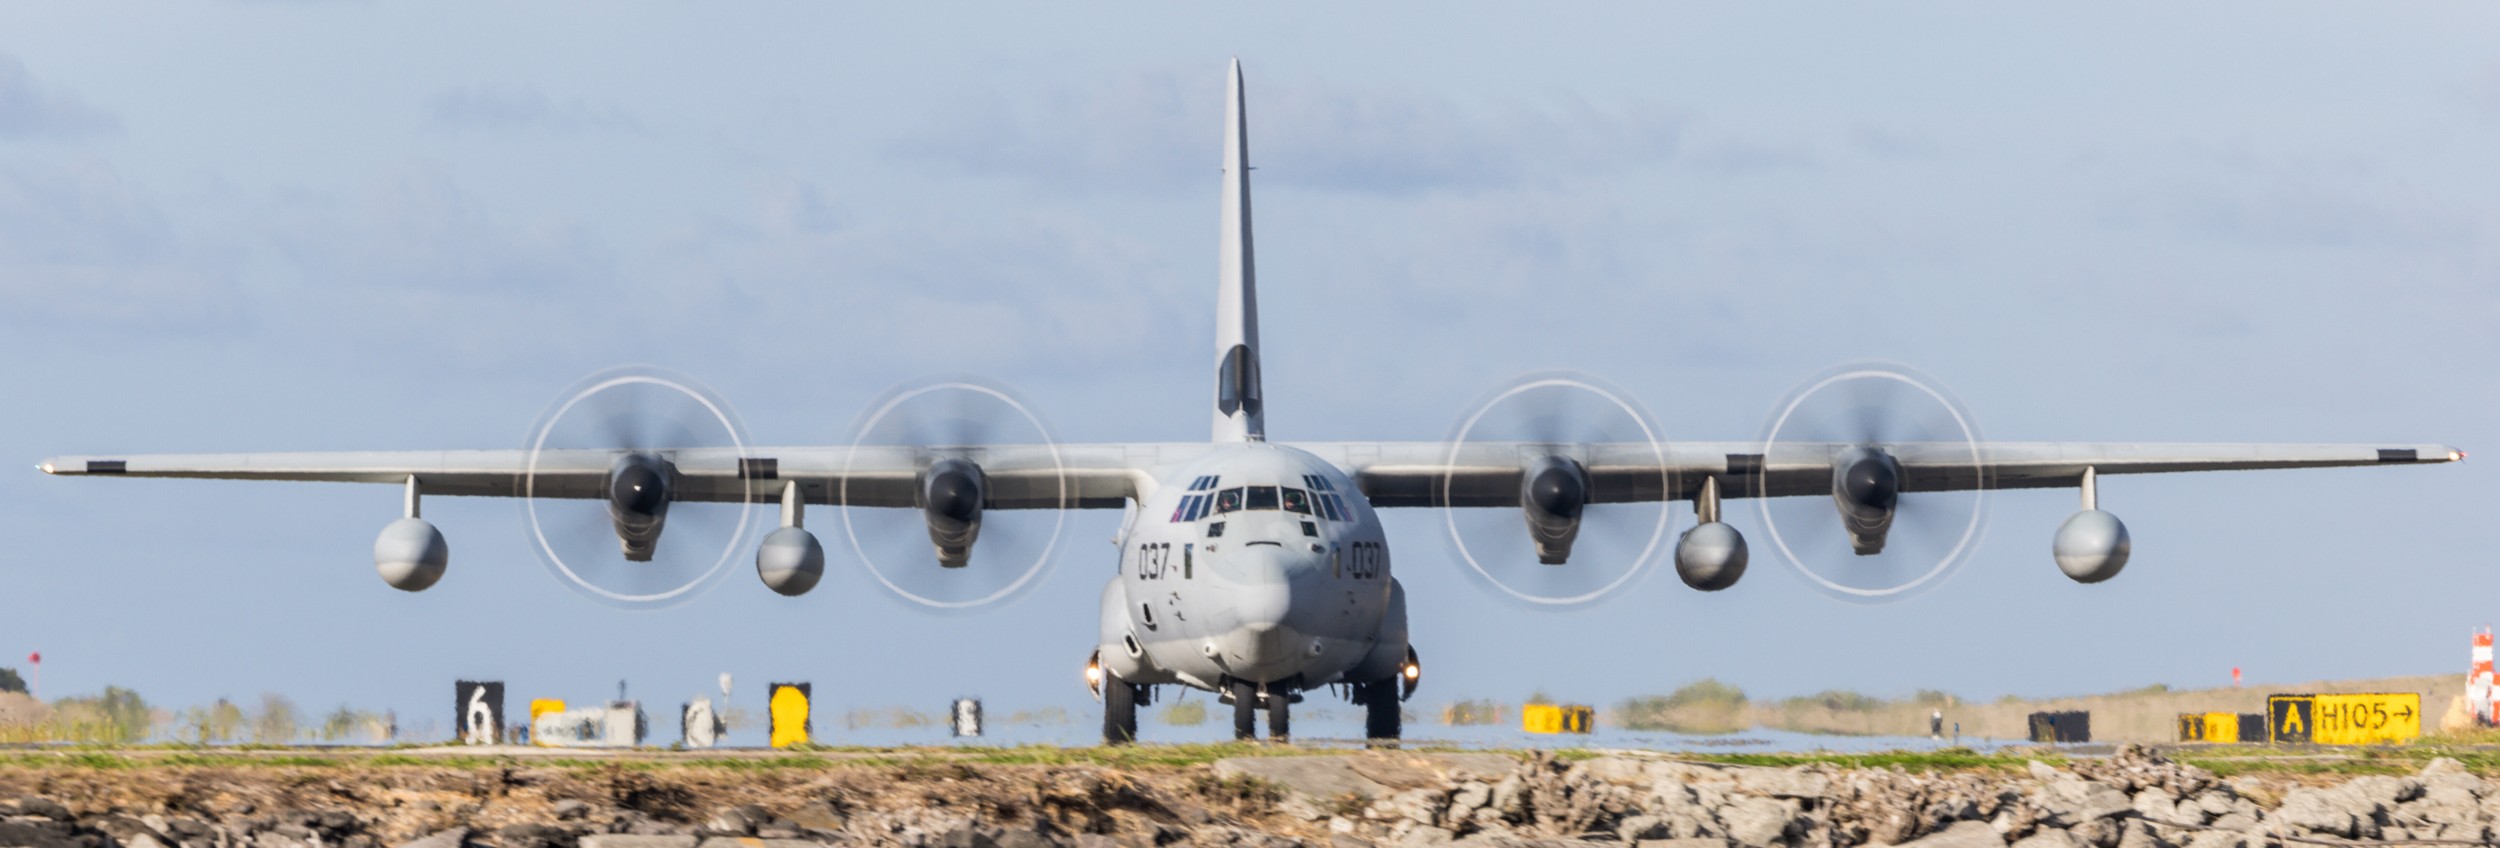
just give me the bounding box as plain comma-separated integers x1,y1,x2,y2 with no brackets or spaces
1,746,2494,848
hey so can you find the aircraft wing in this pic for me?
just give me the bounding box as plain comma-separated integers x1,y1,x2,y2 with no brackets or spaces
40,440,2461,510
35,445,1166,509
1300,441,2466,507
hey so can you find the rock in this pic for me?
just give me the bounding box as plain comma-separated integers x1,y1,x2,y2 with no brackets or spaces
995,830,1060,848
1377,789,1448,827
1575,758,1653,786
2028,763,2061,783
2011,830,2078,848
311,812,358,835
2038,779,2132,825
2069,818,2119,848
1636,840,1730,848
0,821,84,848
1899,821,2008,848
2272,787,2361,837
783,800,844,834
2349,775,2422,807
1329,837,1376,848
579,837,699,848
2181,832,2244,848
1487,776,1525,819
1734,768,1831,800
501,824,578,848
1618,815,1672,842
1448,782,1492,818
2112,821,2162,848
394,830,470,848
1396,827,1453,847
705,807,768,837
552,800,591,821
13,799,72,822
2129,790,2177,824
1072,836,1122,848
1718,797,1798,848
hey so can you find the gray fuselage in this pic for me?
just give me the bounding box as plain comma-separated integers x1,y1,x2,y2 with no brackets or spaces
1096,443,1406,695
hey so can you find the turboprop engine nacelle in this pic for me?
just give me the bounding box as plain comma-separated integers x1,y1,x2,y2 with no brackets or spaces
1832,446,1901,555
2053,509,2131,583
1675,521,1748,591
606,452,672,562
922,457,986,568
374,517,448,592
1520,456,1588,565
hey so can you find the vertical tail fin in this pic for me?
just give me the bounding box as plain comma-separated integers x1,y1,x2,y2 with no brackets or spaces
1213,58,1264,442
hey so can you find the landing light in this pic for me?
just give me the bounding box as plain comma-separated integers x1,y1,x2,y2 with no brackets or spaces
1402,663,1420,681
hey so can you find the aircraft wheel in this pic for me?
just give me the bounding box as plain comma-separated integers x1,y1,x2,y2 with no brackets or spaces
1229,680,1257,741
1361,678,1401,742
1102,672,1138,745
1268,690,1291,741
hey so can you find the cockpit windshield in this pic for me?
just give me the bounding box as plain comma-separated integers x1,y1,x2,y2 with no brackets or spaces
1280,488,1311,515
1213,485,1315,514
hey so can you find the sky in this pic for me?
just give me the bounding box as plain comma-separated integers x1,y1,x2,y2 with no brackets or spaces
2,3,2497,741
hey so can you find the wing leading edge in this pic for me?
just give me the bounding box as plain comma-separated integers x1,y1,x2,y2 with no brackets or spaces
39,440,2459,510
1294,441,2464,507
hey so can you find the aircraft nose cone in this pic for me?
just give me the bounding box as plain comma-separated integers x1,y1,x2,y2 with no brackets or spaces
1217,544,1314,679
1234,547,1292,635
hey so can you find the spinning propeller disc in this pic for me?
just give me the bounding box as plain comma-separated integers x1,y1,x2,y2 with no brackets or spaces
1440,373,1674,608
839,378,1068,611
1756,363,1988,604
522,366,759,610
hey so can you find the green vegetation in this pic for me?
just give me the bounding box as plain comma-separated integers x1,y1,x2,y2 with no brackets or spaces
1617,678,1749,734
1674,746,2061,773
17,740,2500,778
251,694,300,744
1440,699,1509,726
1781,690,1882,713
0,668,24,694
177,699,246,744
45,686,154,743
1160,699,1208,726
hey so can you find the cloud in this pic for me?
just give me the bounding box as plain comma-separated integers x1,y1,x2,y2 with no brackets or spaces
0,161,242,330
423,84,643,134
892,67,1679,197
644,176,1189,372
0,54,119,139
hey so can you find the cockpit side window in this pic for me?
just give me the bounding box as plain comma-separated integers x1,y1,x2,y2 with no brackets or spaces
1245,486,1279,510
1280,488,1311,515
1215,488,1243,514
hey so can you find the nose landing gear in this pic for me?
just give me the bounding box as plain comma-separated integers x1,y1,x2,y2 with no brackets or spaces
1227,679,1293,742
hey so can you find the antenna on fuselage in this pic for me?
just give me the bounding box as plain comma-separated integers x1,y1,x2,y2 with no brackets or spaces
1213,57,1265,443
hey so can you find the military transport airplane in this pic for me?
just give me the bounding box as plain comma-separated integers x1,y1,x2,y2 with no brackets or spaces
37,60,2463,744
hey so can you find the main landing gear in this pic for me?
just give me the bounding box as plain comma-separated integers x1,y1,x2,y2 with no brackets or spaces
1092,653,1146,745
1358,678,1400,741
